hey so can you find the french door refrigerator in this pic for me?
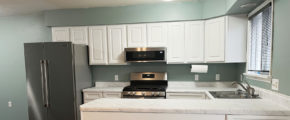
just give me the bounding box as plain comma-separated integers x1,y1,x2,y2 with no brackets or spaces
24,42,92,120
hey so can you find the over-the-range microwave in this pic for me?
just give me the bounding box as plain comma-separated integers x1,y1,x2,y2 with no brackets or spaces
125,47,166,63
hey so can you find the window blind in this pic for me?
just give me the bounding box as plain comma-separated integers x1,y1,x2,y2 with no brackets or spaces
248,5,272,74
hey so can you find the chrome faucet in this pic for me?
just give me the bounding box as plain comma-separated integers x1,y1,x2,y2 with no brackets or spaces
232,80,256,97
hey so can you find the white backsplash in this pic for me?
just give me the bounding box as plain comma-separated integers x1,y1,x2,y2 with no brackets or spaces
94,82,129,88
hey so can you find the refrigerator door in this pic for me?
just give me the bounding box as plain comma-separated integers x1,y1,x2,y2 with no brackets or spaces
44,42,76,120
24,43,47,120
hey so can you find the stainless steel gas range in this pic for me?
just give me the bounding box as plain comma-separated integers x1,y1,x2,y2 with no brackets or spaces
122,72,168,99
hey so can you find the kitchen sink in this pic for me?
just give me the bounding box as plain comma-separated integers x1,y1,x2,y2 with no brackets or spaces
209,90,260,99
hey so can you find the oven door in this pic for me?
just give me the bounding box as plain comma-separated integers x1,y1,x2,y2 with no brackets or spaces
125,47,166,62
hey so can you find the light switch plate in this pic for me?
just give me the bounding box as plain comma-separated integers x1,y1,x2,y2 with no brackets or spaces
195,74,199,81
216,74,220,81
8,101,12,108
272,79,279,91
114,75,119,81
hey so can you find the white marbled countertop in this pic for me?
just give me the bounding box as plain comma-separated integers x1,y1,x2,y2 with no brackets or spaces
81,82,290,115
80,98,290,116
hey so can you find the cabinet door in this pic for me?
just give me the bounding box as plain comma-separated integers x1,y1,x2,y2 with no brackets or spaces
52,27,70,42
147,23,168,47
227,115,290,120
102,92,121,98
70,26,88,45
88,26,108,65
107,25,127,64
167,22,185,63
166,92,206,99
82,112,225,120
205,17,225,62
127,24,147,48
83,92,103,103
185,21,204,63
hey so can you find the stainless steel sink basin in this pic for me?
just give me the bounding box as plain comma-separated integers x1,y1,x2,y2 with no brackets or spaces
209,90,260,99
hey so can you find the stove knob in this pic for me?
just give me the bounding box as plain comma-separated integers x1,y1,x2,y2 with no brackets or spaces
127,92,131,95
132,92,136,95
142,92,146,96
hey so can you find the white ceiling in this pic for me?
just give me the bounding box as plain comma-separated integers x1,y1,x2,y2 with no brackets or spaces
0,0,193,16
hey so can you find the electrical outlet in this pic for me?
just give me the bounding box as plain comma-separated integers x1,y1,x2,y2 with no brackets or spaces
272,79,279,91
195,74,199,81
114,74,119,81
216,74,220,81
8,101,12,108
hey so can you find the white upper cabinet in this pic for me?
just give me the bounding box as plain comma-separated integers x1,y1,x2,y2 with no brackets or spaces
147,23,168,47
70,26,89,45
185,21,205,63
88,26,108,65
167,22,185,63
205,15,247,63
127,24,147,48
205,17,225,62
52,15,246,65
107,25,127,64
52,27,70,42
52,26,89,45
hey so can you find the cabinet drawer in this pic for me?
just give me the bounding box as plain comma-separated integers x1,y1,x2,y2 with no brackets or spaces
84,92,103,99
84,99,95,103
103,92,122,98
166,92,206,99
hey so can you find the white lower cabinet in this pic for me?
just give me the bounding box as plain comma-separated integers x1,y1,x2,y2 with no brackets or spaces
81,112,225,120
166,92,206,99
102,92,122,98
83,92,103,103
227,115,290,120
83,92,122,103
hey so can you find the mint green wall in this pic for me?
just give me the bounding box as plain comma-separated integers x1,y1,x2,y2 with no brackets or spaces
92,63,240,82
43,0,266,26
226,0,265,14
44,1,203,26
0,13,50,120
243,0,290,96
201,0,227,19
226,0,237,11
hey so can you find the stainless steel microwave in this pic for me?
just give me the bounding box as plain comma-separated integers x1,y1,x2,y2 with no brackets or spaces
125,47,166,63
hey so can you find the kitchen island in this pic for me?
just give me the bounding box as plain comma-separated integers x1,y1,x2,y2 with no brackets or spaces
81,82,290,120
80,98,290,120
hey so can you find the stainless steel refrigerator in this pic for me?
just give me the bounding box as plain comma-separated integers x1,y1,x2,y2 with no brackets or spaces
24,42,92,120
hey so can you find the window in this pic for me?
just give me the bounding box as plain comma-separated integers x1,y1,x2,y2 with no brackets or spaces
247,2,273,77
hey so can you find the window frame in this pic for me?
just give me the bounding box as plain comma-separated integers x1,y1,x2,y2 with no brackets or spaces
245,0,274,83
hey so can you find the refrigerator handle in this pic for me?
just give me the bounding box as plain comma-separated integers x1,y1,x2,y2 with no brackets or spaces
40,60,47,107
43,59,49,108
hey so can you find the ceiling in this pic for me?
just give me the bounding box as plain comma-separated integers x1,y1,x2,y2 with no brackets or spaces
0,0,192,16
